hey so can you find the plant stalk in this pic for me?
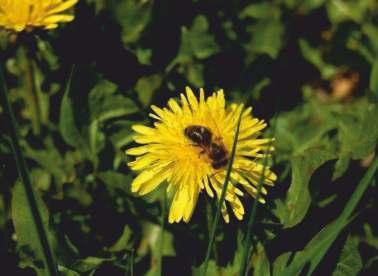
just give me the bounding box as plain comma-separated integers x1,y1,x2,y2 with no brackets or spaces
202,108,243,276
0,66,57,275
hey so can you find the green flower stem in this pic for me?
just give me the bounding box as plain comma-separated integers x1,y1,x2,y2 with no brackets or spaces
157,191,167,276
202,108,243,276
24,45,41,135
0,66,57,275
240,104,281,275
206,199,218,262
239,153,269,276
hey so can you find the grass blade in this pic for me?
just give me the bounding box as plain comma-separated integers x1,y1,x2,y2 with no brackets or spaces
239,104,280,276
157,191,167,276
201,107,244,276
278,157,378,276
239,152,269,276
0,66,57,276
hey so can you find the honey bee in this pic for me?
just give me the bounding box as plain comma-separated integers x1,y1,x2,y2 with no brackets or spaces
184,125,228,169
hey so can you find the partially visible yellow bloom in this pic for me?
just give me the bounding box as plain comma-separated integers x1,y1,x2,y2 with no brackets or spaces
126,87,277,223
0,0,78,32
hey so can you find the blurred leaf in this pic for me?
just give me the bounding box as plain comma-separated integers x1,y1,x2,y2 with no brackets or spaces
251,78,271,100
89,80,138,122
240,2,277,19
252,244,271,276
136,47,153,65
192,261,218,276
326,0,371,24
245,18,284,59
59,68,91,156
272,99,338,160
273,252,291,276
25,137,72,186
300,0,328,12
12,181,56,276
143,222,176,276
187,63,204,87
337,101,378,160
71,256,114,274
168,15,220,70
332,153,350,181
135,74,162,107
60,68,128,166
109,225,132,252
190,15,220,59
109,120,136,148
97,171,132,194
299,39,337,79
86,0,106,13
30,168,51,191
332,236,362,276
276,148,336,228
144,223,175,257
370,59,378,95
362,24,378,55
363,224,378,249
112,0,153,44
58,265,80,276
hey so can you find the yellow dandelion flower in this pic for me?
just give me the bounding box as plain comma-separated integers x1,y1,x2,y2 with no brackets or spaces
126,87,277,223
0,0,78,32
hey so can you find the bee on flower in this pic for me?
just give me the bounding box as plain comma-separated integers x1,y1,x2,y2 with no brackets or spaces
0,0,78,32
126,87,277,223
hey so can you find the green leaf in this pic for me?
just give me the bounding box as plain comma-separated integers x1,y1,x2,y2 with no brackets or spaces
363,224,378,249
192,261,218,276
186,63,205,87
190,15,220,59
275,157,378,276
272,97,340,160
299,0,328,13
112,0,153,44
89,80,138,122
326,0,371,24
337,101,378,160
370,59,378,95
272,252,291,276
12,181,56,276
1,66,57,276
58,265,81,276
276,148,336,228
332,236,362,276
168,15,220,70
299,39,337,79
109,225,132,252
71,256,114,274
60,68,131,165
252,244,271,276
332,154,350,181
135,74,163,107
97,171,133,194
109,120,136,148
59,67,91,156
246,18,284,59
362,24,378,55
240,3,278,19
25,137,71,187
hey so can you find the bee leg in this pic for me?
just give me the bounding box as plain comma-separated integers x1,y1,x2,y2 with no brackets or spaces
212,158,229,169
188,143,206,158
198,149,206,158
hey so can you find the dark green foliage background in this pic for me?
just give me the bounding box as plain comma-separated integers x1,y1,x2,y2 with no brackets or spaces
0,0,378,275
